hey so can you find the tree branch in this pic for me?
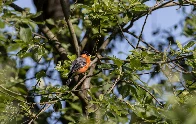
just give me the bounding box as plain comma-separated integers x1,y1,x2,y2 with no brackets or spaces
118,23,135,49
185,0,196,6
72,75,87,90
125,80,163,107
99,31,117,52
81,63,97,95
133,1,186,22
9,3,68,60
80,29,90,51
124,31,160,53
60,0,80,56
136,13,149,48
136,83,163,107
107,67,122,94
28,104,52,124
124,1,191,32
99,54,193,66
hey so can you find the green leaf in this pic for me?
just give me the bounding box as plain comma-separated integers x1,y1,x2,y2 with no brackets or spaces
46,18,55,25
98,63,113,70
0,20,5,28
130,58,141,70
40,97,49,103
69,102,82,113
103,0,109,6
176,40,182,50
193,50,196,59
30,11,42,18
178,0,183,4
28,21,37,31
36,70,46,79
67,54,77,61
64,116,76,123
87,108,96,113
54,101,62,112
108,56,123,67
19,27,32,43
99,94,104,101
8,43,21,51
118,85,130,98
122,15,129,23
0,35,6,42
184,40,195,50
82,8,90,14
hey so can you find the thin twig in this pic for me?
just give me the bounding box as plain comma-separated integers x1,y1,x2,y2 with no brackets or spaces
136,13,149,48
107,67,122,94
160,54,193,64
72,75,87,90
177,80,196,96
136,84,163,107
0,85,25,97
32,100,58,105
107,75,121,94
124,1,173,31
125,80,163,107
33,32,47,39
90,57,99,66
136,71,158,75
72,69,102,91
29,88,90,97
99,54,193,65
125,31,160,53
0,89,28,104
28,104,52,124
133,1,182,22
117,23,135,49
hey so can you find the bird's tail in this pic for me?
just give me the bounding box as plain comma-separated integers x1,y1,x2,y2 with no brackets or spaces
66,72,73,85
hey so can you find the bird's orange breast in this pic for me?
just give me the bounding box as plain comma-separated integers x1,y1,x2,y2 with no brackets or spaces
77,54,91,74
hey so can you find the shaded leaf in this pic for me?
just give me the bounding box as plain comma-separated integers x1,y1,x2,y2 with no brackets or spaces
19,27,32,43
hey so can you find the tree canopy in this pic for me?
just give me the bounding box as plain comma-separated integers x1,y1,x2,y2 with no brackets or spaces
0,0,196,123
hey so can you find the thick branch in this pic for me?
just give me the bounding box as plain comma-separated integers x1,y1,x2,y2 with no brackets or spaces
81,63,97,92
38,25,68,60
9,3,68,60
99,30,118,52
60,0,80,56
80,29,90,51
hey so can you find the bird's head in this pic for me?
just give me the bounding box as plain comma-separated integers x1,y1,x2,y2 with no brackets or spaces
80,51,91,60
81,51,90,56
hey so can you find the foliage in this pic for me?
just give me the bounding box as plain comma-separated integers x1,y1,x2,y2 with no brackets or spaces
0,0,195,124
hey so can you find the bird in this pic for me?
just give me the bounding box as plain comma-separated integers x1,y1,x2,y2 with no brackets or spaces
66,51,91,85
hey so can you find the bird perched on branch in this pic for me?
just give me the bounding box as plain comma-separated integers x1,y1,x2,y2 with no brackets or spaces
66,51,91,85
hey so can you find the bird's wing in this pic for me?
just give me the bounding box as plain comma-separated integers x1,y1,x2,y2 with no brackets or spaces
70,57,86,73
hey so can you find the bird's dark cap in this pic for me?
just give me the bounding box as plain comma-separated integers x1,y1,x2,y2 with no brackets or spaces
81,51,90,56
